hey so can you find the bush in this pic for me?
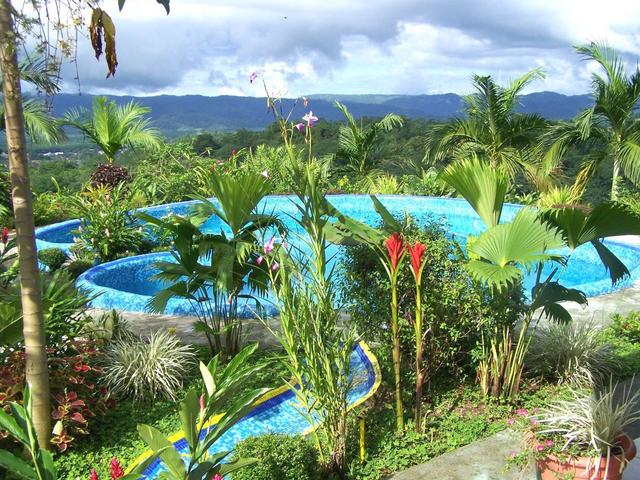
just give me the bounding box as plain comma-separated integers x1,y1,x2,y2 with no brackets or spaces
101,330,196,403
65,259,94,278
72,184,145,262
232,434,322,480
0,340,114,452
600,311,640,377
609,311,640,344
33,191,77,226
38,247,67,271
340,217,496,384
89,163,131,189
526,322,617,385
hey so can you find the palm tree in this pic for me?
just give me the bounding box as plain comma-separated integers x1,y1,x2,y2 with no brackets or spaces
334,101,403,184
427,70,550,189
0,1,51,448
545,42,640,200
63,96,161,163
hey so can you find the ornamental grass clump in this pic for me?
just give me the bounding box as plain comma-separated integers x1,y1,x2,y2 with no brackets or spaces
526,321,617,385
101,330,195,403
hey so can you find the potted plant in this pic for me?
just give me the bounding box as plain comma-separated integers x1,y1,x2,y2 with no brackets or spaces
508,381,639,479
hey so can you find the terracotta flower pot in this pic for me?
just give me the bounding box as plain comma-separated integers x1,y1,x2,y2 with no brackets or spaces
536,433,637,480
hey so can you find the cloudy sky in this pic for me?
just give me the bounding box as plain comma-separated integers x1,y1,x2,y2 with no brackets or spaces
61,0,640,97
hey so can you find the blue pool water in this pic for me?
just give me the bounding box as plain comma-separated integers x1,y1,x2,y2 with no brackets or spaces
36,195,640,314
139,342,378,479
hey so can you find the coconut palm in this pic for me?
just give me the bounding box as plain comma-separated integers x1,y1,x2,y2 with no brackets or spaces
63,96,161,163
427,69,550,189
544,42,640,200
334,101,403,184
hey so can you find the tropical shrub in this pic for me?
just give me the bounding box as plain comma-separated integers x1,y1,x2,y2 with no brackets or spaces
89,163,132,189
0,341,114,452
101,330,196,403
129,344,270,480
341,218,493,380
32,190,76,226
232,434,322,480
526,322,617,385
144,170,279,357
37,247,67,271
608,311,640,344
600,311,640,377
0,271,94,345
72,184,145,262
261,163,357,475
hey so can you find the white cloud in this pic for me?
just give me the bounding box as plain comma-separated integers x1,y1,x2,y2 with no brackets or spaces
49,0,640,97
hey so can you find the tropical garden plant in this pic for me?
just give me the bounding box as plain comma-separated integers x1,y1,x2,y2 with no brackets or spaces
334,101,404,187
130,343,269,480
260,161,357,477
426,69,551,190
545,42,640,200
62,96,161,165
142,170,280,357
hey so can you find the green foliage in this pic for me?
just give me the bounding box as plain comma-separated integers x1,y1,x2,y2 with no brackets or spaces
426,69,549,188
0,386,58,480
192,132,221,156
63,96,161,164
130,344,270,480
72,184,145,262
144,170,278,356
101,330,195,403
32,191,77,226
340,218,494,382
232,434,322,480
37,248,67,272
263,164,357,474
334,101,404,180
600,311,640,377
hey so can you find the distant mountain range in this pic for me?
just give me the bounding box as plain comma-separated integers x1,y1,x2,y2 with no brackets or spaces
49,91,593,137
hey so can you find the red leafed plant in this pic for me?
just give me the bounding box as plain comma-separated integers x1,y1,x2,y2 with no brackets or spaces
0,340,114,452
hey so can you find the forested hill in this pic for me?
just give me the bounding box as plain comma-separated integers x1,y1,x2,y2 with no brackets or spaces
49,91,592,137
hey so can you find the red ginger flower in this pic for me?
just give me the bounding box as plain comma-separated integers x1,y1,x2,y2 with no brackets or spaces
90,468,99,480
408,242,426,280
212,475,223,480
1,226,7,245
385,233,405,271
110,458,124,480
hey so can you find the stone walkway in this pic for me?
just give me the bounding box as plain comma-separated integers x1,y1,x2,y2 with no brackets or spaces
386,434,640,480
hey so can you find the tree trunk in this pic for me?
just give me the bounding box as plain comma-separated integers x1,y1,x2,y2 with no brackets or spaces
611,156,621,200
0,0,51,448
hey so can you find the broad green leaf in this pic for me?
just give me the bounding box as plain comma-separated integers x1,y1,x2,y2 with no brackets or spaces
0,450,36,479
439,158,509,228
218,457,259,477
179,389,200,453
137,424,186,478
592,239,630,285
0,409,28,446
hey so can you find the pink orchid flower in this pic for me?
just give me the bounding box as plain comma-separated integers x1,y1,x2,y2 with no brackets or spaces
249,71,258,83
295,122,305,132
256,256,264,265
302,111,318,127
264,237,276,254
271,261,280,271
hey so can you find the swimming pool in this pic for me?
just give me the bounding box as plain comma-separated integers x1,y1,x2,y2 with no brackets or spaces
36,195,640,315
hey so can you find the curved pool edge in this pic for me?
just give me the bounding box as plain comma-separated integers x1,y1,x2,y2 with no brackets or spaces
126,340,382,477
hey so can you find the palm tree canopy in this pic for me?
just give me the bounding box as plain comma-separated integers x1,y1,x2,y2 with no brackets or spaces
545,42,640,198
334,100,404,179
426,69,549,187
63,96,161,162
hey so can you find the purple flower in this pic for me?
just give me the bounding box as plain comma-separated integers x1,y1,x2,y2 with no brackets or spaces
302,111,318,127
516,408,529,417
271,261,279,271
249,71,258,83
507,418,515,426
264,237,276,254
535,444,545,452
256,256,264,265
545,440,554,448
295,122,305,132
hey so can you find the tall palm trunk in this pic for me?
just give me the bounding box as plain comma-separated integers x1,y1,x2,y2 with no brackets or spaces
611,156,621,200
0,0,51,448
